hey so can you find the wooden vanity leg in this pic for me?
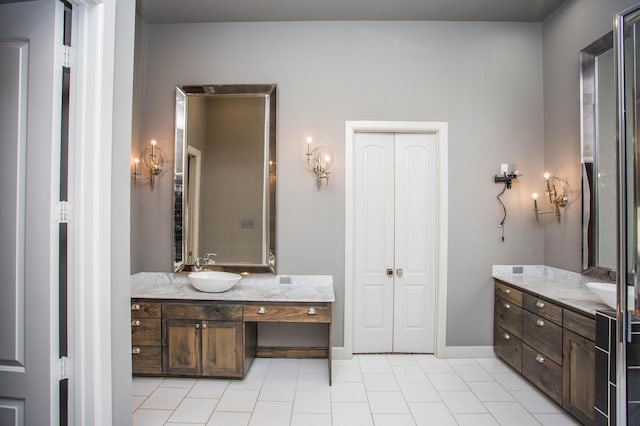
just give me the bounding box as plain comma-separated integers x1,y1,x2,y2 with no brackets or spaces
328,306,333,386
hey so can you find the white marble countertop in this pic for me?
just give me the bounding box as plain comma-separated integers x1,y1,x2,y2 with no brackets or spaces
492,265,612,316
131,272,335,303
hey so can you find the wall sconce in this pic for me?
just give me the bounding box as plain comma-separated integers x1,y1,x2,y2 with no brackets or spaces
305,137,333,188
132,139,166,189
532,172,568,222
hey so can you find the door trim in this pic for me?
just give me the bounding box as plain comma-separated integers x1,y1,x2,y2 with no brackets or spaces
344,121,448,358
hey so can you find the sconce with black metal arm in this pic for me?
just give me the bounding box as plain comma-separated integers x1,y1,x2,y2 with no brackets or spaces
532,173,568,222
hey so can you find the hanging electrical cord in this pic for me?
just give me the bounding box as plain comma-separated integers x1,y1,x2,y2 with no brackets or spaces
496,182,508,242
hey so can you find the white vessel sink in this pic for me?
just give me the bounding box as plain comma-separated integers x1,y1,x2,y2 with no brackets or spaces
188,271,241,293
585,282,635,309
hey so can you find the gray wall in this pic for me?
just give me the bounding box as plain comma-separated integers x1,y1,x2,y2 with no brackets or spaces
132,20,546,348
542,0,637,271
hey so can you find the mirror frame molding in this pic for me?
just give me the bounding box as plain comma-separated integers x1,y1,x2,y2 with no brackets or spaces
580,32,614,278
173,84,277,273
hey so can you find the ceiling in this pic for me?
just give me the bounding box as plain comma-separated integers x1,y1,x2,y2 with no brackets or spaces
137,0,567,24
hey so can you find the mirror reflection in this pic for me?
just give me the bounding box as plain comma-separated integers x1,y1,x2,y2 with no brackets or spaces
581,32,616,275
173,84,277,273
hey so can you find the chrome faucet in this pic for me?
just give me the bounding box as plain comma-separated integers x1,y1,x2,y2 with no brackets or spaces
194,253,216,272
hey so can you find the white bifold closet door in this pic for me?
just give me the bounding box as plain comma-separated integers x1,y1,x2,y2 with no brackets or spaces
353,132,437,353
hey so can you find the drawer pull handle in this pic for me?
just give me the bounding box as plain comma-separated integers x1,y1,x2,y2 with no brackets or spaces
131,320,141,327
536,319,545,327
257,307,267,314
501,287,511,294
195,323,200,329
503,303,511,309
503,333,511,340
131,304,141,311
307,307,317,315
535,355,545,364
535,301,545,309
132,347,141,355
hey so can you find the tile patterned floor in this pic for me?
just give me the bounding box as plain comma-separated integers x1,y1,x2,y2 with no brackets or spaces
132,354,581,425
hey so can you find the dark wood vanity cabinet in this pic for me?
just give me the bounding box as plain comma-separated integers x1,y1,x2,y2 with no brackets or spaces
493,281,596,425
131,301,162,374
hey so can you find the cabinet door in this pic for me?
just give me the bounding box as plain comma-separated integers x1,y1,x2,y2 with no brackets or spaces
202,321,243,377
164,319,201,375
563,329,595,425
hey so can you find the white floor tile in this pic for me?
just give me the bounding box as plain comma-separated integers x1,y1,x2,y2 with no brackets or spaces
132,377,163,396
428,372,469,391
333,364,363,382
510,390,563,413
161,378,197,389
227,370,266,390
297,370,331,390
476,357,513,373
453,365,495,381
259,379,296,401
132,395,146,411
391,365,429,382
139,387,189,410
216,389,259,412
447,358,480,367
399,381,441,402
299,358,328,374
439,391,487,414
358,355,393,374
331,381,368,402
132,408,172,426
372,413,417,425
484,401,542,426
408,402,457,426
454,413,500,425
332,402,374,426
491,371,536,391
290,413,332,426
534,413,582,425
188,380,229,399
385,354,419,366
166,423,205,426
206,411,250,426
467,381,514,402
293,390,331,413
167,398,217,423
416,356,454,373
363,373,400,391
367,391,409,413
249,401,292,426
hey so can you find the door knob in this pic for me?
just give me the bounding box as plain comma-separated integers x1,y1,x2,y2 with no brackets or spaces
396,269,403,277
386,269,393,277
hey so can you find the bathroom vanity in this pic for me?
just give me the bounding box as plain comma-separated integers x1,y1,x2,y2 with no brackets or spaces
130,273,334,383
492,266,611,425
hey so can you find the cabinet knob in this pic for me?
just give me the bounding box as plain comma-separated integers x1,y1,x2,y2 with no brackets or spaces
131,304,141,311
202,322,207,329
131,320,141,327
132,347,141,355
536,319,545,327
535,355,545,364
535,300,545,309
503,303,511,310
501,287,511,294
503,333,511,340
195,323,200,329
257,307,267,314
307,307,317,315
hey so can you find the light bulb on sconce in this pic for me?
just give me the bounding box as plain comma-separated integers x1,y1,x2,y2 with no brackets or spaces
132,139,166,189
305,136,333,188
532,173,568,222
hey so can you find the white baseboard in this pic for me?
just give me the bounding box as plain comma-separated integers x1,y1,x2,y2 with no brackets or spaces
332,346,495,359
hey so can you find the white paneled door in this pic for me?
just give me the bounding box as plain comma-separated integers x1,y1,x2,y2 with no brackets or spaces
353,132,437,353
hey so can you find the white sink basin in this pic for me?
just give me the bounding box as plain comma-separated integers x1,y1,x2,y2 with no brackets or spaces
585,282,635,309
188,271,241,293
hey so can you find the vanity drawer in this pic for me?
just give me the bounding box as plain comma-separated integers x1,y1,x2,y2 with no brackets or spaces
563,309,595,341
523,294,562,324
522,311,563,365
131,318,161,346
163,303,242,321
132,346,162,375
495,281,523,307
522,343,563,405
494,325,522,373
495,296,523,338
243,304,331,323
131,301,161,319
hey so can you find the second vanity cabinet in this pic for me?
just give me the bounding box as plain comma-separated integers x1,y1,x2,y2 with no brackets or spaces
494,280,596,425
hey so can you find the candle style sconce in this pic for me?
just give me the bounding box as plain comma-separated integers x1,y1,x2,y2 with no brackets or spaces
532,173,568,222
132,139,166,190
305,136,333,188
